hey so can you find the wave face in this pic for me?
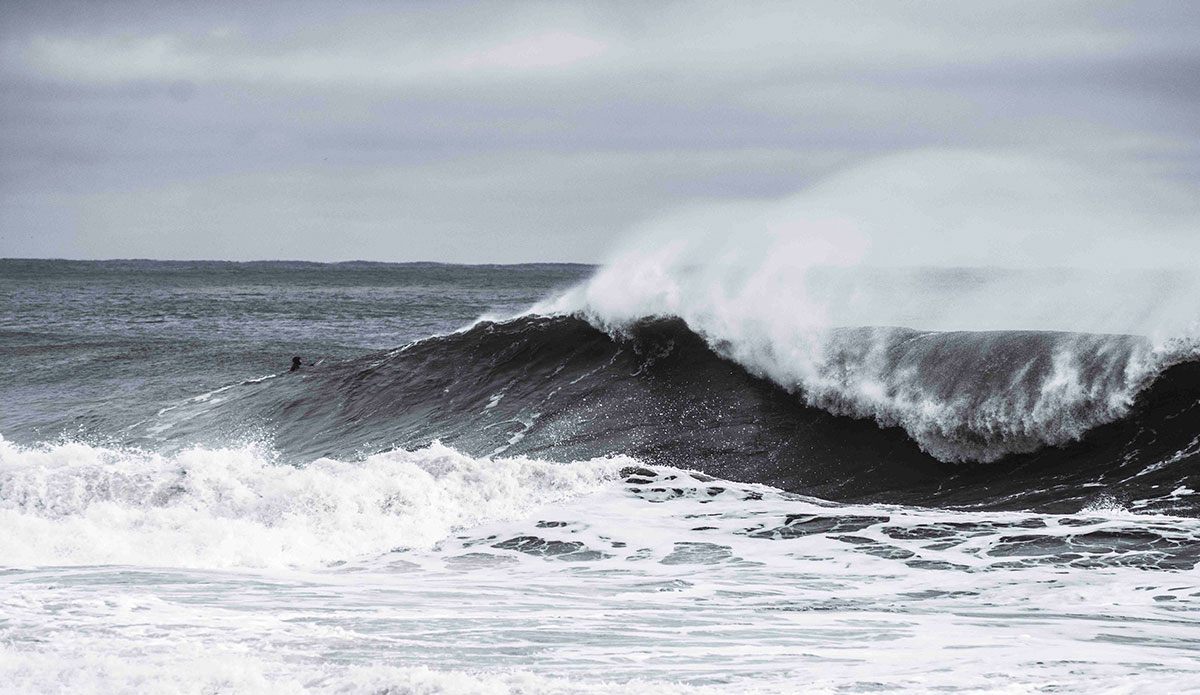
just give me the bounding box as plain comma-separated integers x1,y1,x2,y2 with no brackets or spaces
134,314,1200,514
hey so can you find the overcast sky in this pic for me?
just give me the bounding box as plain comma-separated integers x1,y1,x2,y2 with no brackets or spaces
2,0,1198,262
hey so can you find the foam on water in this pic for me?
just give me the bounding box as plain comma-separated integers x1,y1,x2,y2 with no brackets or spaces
0,436,625,569
3,452,1198,693
0,645,738,695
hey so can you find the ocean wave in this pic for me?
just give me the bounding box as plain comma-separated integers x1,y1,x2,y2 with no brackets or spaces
535,264,1199,463
0,436,626,569
115,313,1200,513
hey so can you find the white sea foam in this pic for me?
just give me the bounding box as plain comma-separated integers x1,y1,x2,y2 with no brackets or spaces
0,645,753,695
0,436,626,569
2,464,1197,694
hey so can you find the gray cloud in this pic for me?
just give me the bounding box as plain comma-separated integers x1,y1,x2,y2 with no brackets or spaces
2,0,1198,261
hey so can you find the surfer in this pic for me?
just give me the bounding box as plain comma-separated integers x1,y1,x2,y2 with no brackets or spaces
290,356,302,372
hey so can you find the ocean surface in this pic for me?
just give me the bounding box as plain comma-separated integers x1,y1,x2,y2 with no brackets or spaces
2,258,1199,694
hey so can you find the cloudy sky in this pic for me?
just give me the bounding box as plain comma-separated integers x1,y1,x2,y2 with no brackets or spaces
2,0,1198,262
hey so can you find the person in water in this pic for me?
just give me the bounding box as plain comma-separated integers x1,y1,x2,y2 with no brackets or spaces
290,356,302,372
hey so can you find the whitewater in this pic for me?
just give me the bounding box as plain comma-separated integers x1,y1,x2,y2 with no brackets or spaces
3,437,1198,694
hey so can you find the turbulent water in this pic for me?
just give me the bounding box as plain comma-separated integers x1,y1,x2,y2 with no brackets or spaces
2,258,1199,694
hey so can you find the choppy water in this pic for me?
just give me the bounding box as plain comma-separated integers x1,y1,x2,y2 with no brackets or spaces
1,259,1198,694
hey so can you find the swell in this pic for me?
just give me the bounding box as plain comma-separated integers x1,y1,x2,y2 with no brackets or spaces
129,315,1200,514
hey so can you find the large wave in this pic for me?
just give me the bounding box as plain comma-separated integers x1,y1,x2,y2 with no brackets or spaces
55,154,1196,515
532,260,1197,467
116,313,1200,515
550,308,1187,464
520,151,1200,473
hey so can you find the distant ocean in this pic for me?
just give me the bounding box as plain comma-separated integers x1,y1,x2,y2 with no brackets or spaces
2,258,1198,694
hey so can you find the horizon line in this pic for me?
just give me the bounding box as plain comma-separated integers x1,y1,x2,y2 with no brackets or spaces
0,257,598,267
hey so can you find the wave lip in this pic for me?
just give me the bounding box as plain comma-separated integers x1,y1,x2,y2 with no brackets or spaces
0,436,625,569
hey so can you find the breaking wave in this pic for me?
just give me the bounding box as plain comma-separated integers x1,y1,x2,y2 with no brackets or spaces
535,262,1199,465
120,312,1200,514
0,436,625,569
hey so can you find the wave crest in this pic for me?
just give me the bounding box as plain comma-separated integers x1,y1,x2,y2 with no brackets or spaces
536,258,1198,463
